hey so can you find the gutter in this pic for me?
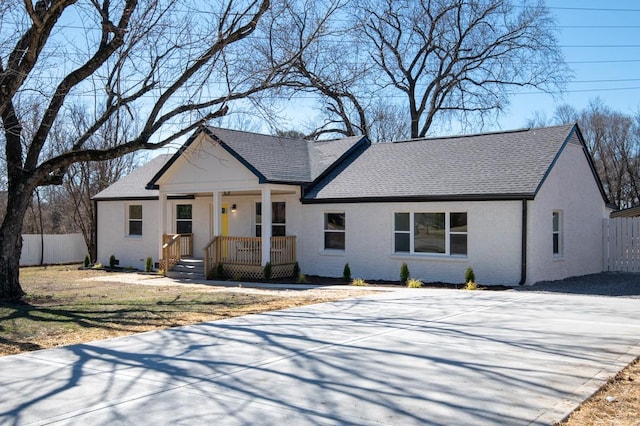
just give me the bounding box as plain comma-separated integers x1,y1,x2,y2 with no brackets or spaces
519,199,527,286
93,198,98,263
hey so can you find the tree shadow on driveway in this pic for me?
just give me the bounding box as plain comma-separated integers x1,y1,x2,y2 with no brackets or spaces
1,290,640,425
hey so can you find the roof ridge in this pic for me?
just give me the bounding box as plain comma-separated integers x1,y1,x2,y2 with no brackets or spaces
206,126,308,142
390,124,574,144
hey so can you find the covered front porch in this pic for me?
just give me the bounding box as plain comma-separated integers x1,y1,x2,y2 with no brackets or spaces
158,185,300,280
161,234,297,279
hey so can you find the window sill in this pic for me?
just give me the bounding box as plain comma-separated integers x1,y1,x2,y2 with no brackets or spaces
319,249,345,256
553,255,564,262
390,253,468,262
126,235,143,239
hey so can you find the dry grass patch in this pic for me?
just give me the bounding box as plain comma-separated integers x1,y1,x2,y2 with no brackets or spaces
1,265,370,356
559,357,640,426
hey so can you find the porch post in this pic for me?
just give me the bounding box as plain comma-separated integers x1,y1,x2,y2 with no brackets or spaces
213,191,222,236
261,186,272,266
158,190,167,260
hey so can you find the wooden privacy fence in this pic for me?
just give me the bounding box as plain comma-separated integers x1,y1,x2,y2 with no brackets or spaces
603,217,640,272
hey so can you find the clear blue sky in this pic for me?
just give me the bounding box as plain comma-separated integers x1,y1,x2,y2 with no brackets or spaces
498,0,640,130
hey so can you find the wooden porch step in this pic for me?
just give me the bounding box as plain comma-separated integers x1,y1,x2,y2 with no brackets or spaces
167,257,204,280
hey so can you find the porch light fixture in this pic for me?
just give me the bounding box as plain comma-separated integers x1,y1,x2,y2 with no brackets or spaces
231,204,237,212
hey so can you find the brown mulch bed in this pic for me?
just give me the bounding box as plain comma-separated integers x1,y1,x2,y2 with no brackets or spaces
247,274,514,290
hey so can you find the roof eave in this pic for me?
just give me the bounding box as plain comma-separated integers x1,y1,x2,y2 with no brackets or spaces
145,127,270,189
93,195,160,202
145,128,204,189
533,123,610,205
301,193,536,204
204,128,270,183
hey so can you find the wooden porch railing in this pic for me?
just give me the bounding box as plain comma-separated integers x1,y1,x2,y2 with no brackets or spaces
160,233,193,274
163,233,193,257
203,236,296,279
204,235,218,279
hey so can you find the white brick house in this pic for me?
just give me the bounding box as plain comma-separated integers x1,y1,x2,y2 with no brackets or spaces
94,124,610,285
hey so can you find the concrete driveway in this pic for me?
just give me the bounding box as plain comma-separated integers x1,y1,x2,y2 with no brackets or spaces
1,288,640,425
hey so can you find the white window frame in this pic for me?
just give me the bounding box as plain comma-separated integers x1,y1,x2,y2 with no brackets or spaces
255,201,286,237
175,204,193,234
393,211,467,256
449,212,468,256
324,212,346,251
126,204,143,237
552,210,563,257
393,212,411,253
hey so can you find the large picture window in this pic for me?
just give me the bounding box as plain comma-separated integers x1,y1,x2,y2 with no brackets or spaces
324,212,345,250
255,202,286,237
176,204,192,234
394,212,467,256
128,205,142,236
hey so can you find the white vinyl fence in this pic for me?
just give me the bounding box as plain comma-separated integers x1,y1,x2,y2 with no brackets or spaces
20,234,89,266
603,218,640,272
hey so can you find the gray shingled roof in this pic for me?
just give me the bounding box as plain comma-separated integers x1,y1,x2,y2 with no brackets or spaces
205,127,364,183
98,124,603,203
93,154,172,199
303,124,579,201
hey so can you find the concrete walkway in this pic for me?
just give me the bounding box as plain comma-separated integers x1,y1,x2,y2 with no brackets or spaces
1,288,640,425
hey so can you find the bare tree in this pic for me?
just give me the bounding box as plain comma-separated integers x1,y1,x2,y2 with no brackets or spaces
272,0,568,139
527,99,640,209
256,0,373,138
0,0,298,301
577,101,640,209
60,107,138,261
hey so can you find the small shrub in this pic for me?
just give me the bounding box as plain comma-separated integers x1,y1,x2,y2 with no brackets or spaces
343,263,351,282
232,272,242,281
464,280,479,291
83,255,90,268
297,274,307,284
407,278,423,288
145,257,153,272
400,262,410,284
293,261,300,277
464,266,475,284
351,278,367,286
264,262,272,280
109,255,117,269
215,262,225,279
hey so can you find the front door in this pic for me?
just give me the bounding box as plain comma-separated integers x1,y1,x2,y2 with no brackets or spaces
221,203,229,236
209,202,230,238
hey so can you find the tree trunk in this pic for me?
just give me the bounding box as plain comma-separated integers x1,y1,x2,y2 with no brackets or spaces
0,190,32,302
0,230,25,302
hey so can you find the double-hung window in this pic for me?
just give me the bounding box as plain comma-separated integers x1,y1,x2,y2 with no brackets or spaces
394,212,467,255
128,205,142,236
450,213,468,255
324,212,345,250
176,204,193,234
255,202,286,237
552,211,562,256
